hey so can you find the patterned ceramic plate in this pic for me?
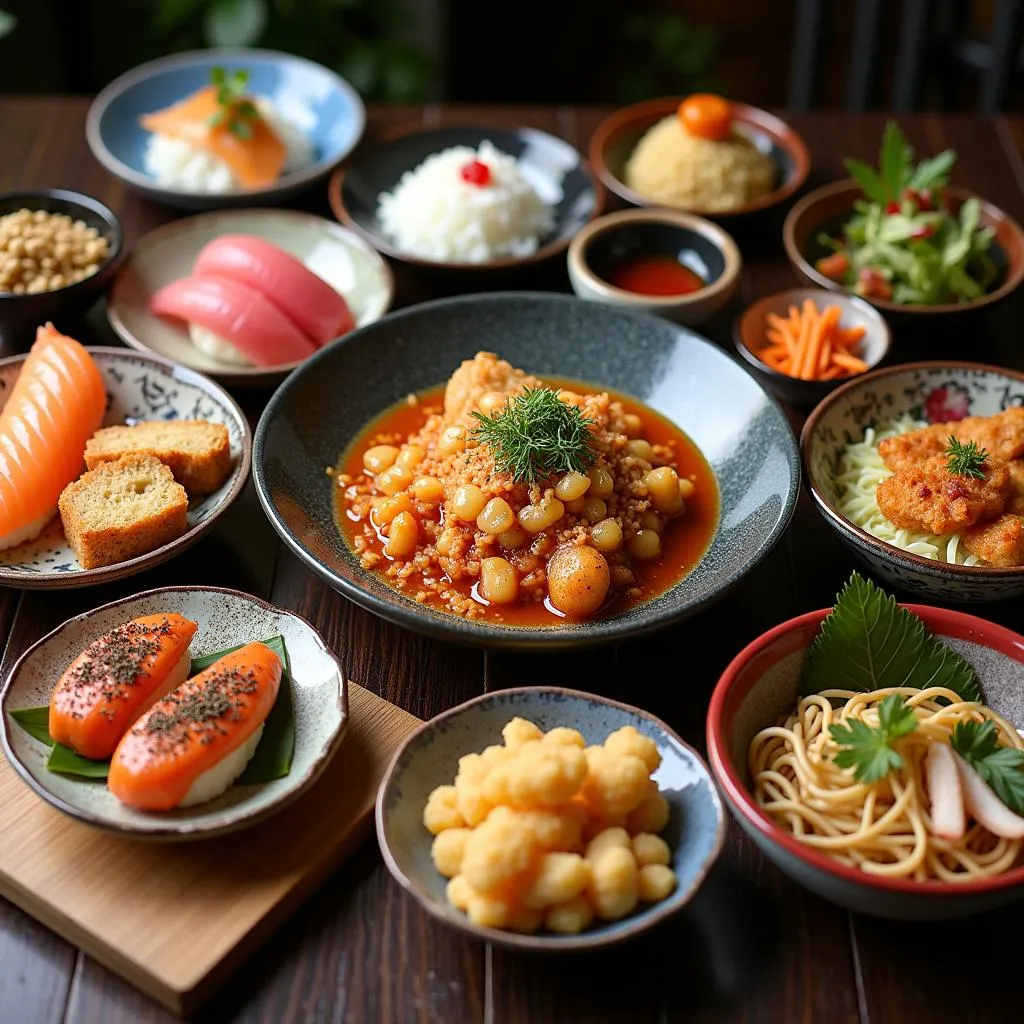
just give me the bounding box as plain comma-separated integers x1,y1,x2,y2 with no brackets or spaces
376,685,725,951
0,347,251,588
0,586,348,840
801,361,1024,602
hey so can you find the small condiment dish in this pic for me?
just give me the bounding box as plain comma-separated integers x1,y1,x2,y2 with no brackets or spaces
706,602,1024,919
567,208,742,328
0,585,349,841
376,685,725,950
801,360,1024,602
0,188,124,352
733,287,891,406
588,96,810,222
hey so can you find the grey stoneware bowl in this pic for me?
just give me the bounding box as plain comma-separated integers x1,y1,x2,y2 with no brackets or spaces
707,603,1024,919
0,346,251,589
732,286,891,407
252,291,802,650
376,685,726,950
567,207,742,328
0,586,349,841
801,361,1024,602
0,188,125,352
327,124,604,279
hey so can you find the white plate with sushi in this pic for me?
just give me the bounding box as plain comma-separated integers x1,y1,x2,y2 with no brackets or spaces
0,586,349,841
106,209,395,388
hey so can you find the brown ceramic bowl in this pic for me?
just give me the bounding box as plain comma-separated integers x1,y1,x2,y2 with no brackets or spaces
733,287,891,407
783,179,1024,320
588,96,810,221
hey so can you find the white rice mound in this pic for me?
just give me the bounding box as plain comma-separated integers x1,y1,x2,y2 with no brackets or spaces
375,140,556,263
142,97,315,194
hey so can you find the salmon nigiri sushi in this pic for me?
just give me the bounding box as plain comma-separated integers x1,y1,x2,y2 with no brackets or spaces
0,324,106,549
149,275,318,367
193,235,355,346
49,613,199,760
108,641,282,810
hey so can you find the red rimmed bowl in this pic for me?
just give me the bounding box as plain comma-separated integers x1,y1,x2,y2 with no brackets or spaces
587,96,810,222
706,603,1024,919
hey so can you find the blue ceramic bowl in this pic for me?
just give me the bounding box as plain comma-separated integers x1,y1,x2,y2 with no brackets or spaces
376,686,726,950
86,48,366,211
252,291,802,650
801,361,1024,602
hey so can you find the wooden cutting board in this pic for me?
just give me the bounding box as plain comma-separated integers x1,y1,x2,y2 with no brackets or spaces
0,683,420,1016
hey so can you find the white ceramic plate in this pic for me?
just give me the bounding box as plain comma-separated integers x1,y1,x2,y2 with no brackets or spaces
0,587,348,840
107,209,395,388
0,347,251,589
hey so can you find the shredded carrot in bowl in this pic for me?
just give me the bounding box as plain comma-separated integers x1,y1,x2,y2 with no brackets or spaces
757,299,868,381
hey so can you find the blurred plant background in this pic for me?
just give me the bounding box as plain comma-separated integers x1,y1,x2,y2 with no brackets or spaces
615,13,718,102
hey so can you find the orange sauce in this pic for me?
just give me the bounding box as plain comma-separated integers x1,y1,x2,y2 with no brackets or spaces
604,255,705,297
333,380,720,626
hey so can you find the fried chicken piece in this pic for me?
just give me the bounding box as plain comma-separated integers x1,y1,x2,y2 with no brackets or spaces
879,409,1024,471
1006,461,1024,515
876,455,1010,535
961,514,1024,567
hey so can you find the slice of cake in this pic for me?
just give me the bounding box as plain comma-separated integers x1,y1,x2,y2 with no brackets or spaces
84,420,231,496
58,454,189,569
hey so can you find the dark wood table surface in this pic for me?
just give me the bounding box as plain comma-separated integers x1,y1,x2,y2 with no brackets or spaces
3,99,1024,1024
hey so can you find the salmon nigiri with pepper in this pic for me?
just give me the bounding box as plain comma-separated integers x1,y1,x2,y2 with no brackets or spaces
49,614,199,760
108,641,281,810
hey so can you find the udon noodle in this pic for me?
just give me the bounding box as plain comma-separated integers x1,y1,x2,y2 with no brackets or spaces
749,686,1024,881
835,414,982,565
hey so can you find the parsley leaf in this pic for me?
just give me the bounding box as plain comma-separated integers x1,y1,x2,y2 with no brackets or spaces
800,572,981,703
950,720,1024,815
830,693,919,782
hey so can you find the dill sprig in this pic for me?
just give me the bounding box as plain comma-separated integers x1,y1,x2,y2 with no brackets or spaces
208,66,260,140
944,435,989,479
469,386,597,485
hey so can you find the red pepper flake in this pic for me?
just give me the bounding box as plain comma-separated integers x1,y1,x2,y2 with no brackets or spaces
460,160,492,187
885,200,901,215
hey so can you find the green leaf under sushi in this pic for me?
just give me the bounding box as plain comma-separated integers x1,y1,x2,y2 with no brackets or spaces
8,635,295,785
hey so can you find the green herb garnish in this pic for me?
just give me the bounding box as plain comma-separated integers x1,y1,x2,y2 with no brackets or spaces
950,720,1024,815
829,693,919,782
944,436,989,479
799,571,981,703
470,386,597,485
8,635,294,784
209,65,260,140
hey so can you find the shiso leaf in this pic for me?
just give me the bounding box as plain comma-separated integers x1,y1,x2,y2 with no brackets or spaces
799,572,981,703
10,636,295,784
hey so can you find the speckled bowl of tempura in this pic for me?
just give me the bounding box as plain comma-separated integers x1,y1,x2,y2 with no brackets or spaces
801,361,1024,603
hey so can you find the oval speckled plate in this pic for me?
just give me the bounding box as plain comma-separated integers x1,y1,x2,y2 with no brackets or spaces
0,347,251,589
0,586,348,840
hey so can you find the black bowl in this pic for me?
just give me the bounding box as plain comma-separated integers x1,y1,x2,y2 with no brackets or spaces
0,189,124,352
327,124,604,282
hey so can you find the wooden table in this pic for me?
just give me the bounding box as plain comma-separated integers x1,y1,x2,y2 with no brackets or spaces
2,100,1024,1024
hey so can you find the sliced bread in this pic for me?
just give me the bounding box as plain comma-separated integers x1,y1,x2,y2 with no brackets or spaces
84,420,232,495
58,454,189,570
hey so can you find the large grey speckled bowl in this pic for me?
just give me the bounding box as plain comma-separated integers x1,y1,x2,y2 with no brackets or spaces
376,685,726,950
253,292,801,650
0,586,348,841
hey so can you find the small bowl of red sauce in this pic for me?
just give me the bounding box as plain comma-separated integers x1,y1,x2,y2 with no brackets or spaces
567,208,741,327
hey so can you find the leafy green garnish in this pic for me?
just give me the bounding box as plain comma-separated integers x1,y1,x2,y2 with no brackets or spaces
950,720,1024,815
830,693,918,782
470,386,597,485
8,636,294,784
944,436,989,479
209,65,260,140
799,572,981,703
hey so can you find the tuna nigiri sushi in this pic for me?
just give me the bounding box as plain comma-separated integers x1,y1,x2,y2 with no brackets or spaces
193,235,355,346
108,641,282,810
0,324,106,550
149,275,318,367
49,613,199,760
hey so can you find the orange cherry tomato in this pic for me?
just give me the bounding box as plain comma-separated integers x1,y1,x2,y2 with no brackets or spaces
677,94,733,141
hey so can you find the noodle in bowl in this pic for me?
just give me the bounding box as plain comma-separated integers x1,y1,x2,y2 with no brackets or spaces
707,605,1024,919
